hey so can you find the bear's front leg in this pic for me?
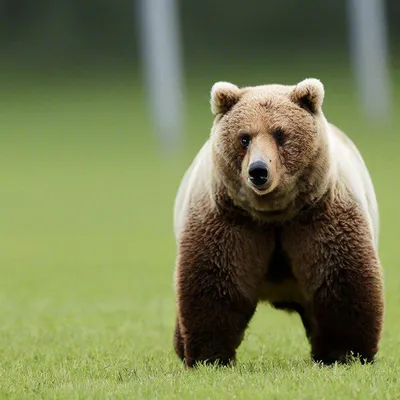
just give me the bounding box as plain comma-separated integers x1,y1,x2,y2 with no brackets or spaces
177,271,257,367
175,213,267,367
310,257,384,365
293,205,384,365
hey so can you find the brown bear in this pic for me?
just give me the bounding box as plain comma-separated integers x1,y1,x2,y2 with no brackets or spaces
173,78,384,367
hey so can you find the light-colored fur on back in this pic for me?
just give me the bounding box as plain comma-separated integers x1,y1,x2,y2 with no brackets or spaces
327,123,379,248
174,141,212,240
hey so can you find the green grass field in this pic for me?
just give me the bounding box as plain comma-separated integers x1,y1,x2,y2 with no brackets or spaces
0,67,399,399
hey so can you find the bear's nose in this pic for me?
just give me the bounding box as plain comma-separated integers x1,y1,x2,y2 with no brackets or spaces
248,161,269,187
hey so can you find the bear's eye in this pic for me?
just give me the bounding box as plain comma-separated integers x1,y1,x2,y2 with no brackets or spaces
273,128,286,146
239,133,251,149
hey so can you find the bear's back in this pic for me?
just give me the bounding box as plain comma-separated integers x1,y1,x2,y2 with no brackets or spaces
328,123,379,248
173,140,212,241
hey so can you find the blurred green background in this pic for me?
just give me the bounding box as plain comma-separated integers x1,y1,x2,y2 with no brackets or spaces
0,1,399,397
1,0,400,64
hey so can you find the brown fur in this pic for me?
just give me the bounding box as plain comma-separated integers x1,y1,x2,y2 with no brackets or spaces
173,79,384,367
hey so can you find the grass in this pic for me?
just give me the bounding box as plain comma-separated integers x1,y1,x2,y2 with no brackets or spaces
0,65,399,399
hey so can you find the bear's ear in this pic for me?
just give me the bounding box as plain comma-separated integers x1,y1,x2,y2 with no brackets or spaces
289,78,324,114
210,81,241,115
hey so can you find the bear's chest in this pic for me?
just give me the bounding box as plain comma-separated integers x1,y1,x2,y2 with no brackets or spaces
257,228,305,307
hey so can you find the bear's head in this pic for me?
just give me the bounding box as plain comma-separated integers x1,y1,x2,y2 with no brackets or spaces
210,78,334,221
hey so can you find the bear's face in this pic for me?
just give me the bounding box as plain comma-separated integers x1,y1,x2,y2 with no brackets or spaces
210,79,331,221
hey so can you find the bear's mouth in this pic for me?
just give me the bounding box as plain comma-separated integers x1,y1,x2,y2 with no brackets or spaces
250,191,294,217
250,202,289,216
257,208,288,216
251,185,269,193
247,181,271,195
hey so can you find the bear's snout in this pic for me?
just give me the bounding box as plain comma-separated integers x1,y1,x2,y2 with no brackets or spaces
248,160,269,188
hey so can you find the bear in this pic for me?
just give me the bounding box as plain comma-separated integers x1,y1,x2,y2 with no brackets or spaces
172,78,384,367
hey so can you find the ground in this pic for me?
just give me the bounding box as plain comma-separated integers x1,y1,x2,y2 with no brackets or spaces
0,64,399,399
